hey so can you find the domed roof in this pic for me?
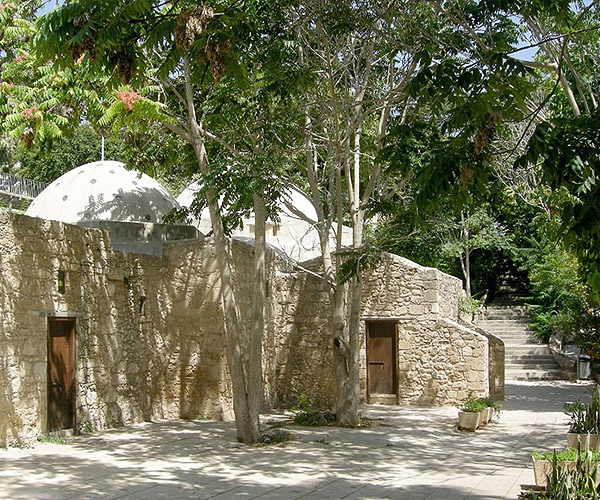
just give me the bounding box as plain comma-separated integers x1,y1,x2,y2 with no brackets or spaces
176,181,317,222
25,161,179,224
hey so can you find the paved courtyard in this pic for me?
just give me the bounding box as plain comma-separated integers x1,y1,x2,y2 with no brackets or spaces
0,380,594,500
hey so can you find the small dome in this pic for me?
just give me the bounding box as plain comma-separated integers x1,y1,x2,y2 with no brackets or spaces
25,161,179,224
176,182,318,222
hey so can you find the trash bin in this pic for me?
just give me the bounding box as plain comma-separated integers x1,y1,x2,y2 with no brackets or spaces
578,354,591,380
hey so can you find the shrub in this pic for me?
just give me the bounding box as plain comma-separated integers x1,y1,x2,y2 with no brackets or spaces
460,392,487,413
532,449,600,462
260,428,293,445
565,387,600,434
526,450,600,499
292,394,336,427
478,396,501,415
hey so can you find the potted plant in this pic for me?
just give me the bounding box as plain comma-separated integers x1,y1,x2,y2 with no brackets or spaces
478,397,501,424
565,388,600,451
531,448,600,487
458,392,486,431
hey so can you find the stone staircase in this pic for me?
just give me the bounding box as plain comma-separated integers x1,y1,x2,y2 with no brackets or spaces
478,305,564,381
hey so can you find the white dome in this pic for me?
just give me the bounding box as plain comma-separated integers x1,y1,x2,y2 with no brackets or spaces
176,180,342,262
25,161,179,224
176,182,318,223
279,185,317,222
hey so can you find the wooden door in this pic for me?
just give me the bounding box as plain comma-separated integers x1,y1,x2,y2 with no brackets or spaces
48,318,76,431
366,321,396,395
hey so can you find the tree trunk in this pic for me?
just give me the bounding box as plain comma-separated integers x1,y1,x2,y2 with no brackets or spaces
334,276,362,424
190,139,257,443
182,59,259,443
248,193,266,440
205,182,257,443
464,248,471,299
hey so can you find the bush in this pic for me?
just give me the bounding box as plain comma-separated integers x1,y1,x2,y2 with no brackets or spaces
525,450,600,499
460,392,487,413
292,394,336,427
479,396,501,415
564,387,600,434
260,428,293,445
532,449,600,462
526,246,594,343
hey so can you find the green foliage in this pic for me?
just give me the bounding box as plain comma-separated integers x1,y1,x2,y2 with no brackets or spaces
529,450,600,500
459,295,485,321
81,421,94,434
337,245,381,285
526,245,594,342
520,109,600,298
564,388,600,434
0,2,113,150
532,449,600,463
440,208,510,261
479,396,501,415
17,124,124,182
8,440,31,449
259,428,293,445
36,434,69,445
565,400,589,435
459,391,488,413
291,394,335,427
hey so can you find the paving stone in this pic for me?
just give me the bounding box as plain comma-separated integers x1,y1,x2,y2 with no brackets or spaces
0,381,594,500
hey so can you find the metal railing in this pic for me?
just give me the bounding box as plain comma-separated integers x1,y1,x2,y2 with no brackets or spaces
0,172,48,200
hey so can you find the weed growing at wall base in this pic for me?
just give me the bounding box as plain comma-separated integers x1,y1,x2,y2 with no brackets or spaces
37,434,69,445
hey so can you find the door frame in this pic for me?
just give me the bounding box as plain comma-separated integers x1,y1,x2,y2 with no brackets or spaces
47,317,77,433
365,320,399,404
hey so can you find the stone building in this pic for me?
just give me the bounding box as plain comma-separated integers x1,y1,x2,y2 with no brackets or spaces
0,161,503,445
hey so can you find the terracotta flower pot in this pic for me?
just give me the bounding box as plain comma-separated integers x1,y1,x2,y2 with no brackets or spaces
458,410,480,431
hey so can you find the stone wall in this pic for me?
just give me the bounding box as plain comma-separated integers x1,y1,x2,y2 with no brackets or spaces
360,254,489,404
0,212,232,445
467,323,505,401
271,253,495,408
267,269,335,409
0,211,499,445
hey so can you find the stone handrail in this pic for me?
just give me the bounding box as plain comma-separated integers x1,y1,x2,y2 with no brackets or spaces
0,172,47,200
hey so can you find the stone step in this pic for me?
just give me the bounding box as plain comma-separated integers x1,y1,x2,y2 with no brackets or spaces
482,307,530,313
480,301,568,380
506,361,560,369
504,344,552,359
481,312,531,320
478,327,532,334
490,331,536,337
479,319,532,327
482,331,534,338
508,345,549,353
499,337,539,343
496,334,537,339
480,322,533,329
505,369,565,381
506,352,553,361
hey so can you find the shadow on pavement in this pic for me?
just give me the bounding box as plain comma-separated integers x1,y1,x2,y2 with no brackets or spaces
0,381,595,499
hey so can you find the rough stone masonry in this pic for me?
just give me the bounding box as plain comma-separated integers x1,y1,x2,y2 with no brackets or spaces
0,211,502,445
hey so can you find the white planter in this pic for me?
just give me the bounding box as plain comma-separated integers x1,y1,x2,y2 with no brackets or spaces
532,459,575,487
458,411,480,431
482,408,493,424
567,433,600,451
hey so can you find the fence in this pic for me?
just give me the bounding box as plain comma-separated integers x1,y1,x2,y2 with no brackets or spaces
0,172,47,200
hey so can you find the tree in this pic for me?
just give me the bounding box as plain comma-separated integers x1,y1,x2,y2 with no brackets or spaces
440,207,510,299
17,124,124,182
37,0,299,443
0,1,112,149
